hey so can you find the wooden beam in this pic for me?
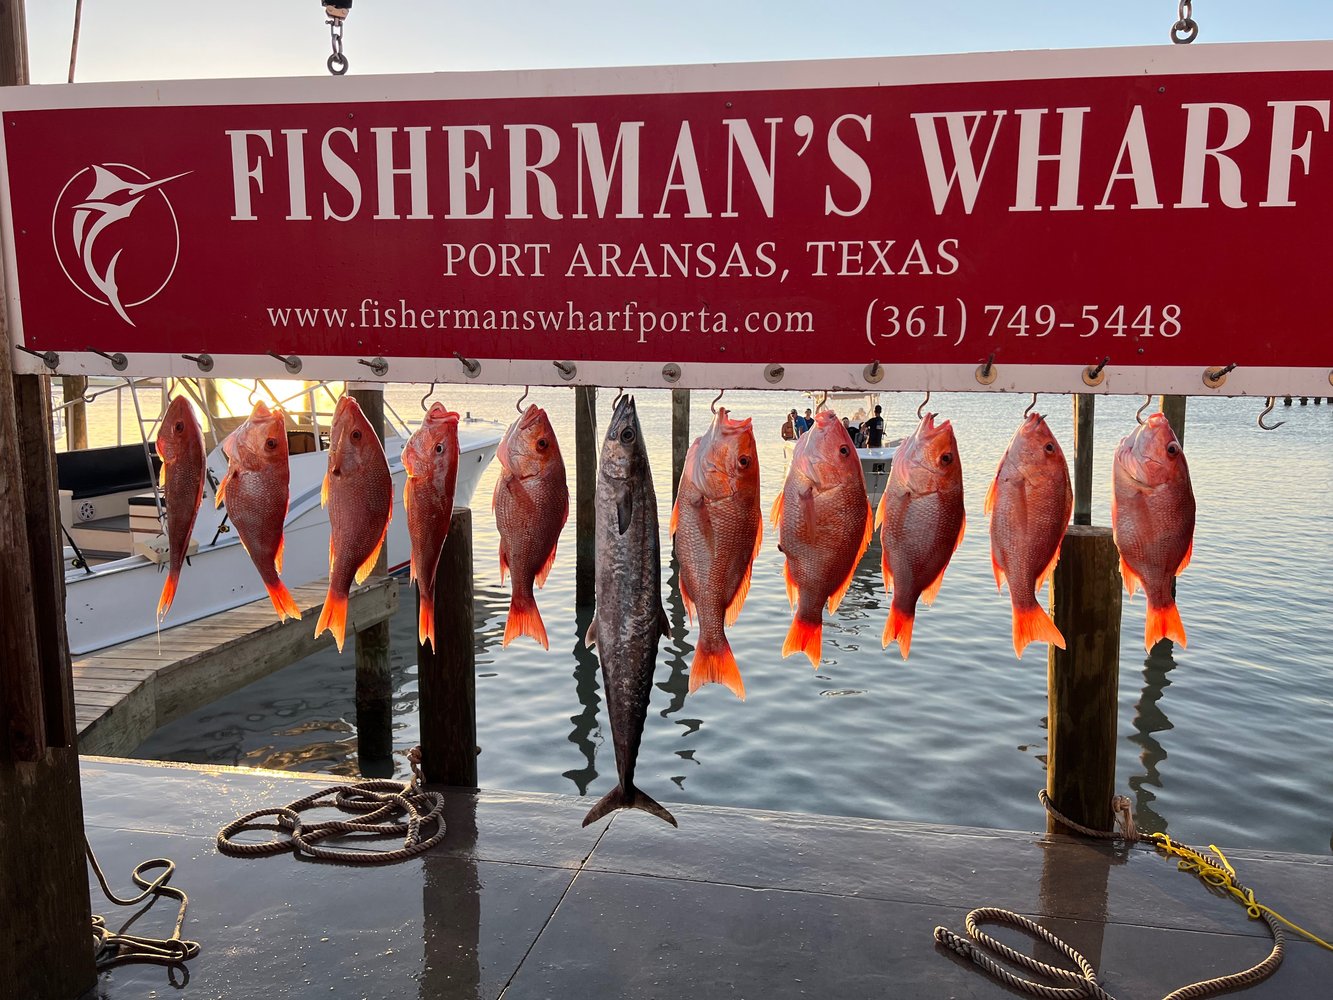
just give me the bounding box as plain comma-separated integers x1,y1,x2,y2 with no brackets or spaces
1159,394,1186,445
671,388,690,505
1072,393,1094,526
574,385,596,608
419,508,477,786
0,3,97,995
60,375,87,450
349,387,394,768
1046,525,1122,835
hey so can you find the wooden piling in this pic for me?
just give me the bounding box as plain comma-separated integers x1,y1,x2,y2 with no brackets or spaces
1159,395,1186,444
419,508,477,786
671,388,690,504
1046,525,1122,835
349,386,393,767
60,374,87,450
0,5,98,993
1072,393,1095,526
574,385,596,607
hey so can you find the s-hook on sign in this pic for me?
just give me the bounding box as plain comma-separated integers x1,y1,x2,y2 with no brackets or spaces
2,42,1332,396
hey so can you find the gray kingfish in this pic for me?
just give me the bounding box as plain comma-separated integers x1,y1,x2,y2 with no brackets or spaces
582,395,676,828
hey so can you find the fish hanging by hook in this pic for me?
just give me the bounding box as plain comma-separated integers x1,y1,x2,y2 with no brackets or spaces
711,389,725,414
1024,392,1038,418
420,380,438,413
1257,396,1285,431
516,385,531,414
917,391,931,419
1135,395,1153,425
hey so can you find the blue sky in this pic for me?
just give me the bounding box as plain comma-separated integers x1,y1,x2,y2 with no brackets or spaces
24,2,1333,84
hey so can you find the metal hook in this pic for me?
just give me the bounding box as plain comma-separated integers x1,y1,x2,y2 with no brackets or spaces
420,380,437,413
1258,396,1285,431
516,386,530,414
1024,392,1038,417
248,383,261,407
1135,395,1153,425
710,389,725,414
917,391,931,419
816,390,829,413
613,387,625,407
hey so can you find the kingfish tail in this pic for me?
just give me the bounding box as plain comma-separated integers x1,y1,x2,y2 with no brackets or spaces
264,577,301,623
418,588,435,651
883,605,915,660
1144,600,1187,651
502,592,549,650
581,782,678,828
1012,602,1065,659
315,586,350,653
156,568,181,623
689,636,746,699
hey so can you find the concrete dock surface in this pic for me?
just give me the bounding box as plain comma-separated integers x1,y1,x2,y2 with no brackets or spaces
81,757,1333,999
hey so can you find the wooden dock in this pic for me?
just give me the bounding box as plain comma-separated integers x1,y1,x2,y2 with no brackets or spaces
81,756,1333,1000
73,579,398,756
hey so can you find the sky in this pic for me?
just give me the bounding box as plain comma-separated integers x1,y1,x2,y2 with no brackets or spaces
22,2,1333,85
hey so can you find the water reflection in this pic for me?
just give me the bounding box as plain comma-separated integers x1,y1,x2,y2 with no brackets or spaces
1128,640,1178,836
419,796,481,1000
561,604,602,795
657,554,697,791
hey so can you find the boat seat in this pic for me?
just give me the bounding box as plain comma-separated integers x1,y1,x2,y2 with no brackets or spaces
57,443,160,500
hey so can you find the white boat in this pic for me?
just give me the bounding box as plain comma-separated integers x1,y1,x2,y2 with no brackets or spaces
57,379,501,655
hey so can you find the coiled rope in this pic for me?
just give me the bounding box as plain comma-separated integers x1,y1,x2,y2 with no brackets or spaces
87,836,202,976
217,747,447,863
933,790,1332,1000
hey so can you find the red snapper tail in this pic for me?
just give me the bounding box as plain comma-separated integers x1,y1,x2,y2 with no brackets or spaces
265,578,301,623
689,637,745,699
883,605,915,660
782,615,822,667
1144,601,1187,651
1012,603,1065,659
315,586,349,653
503,592,549,649
157,568,181,623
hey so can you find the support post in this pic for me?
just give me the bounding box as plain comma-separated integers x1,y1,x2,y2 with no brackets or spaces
1046,525,1121,835
60,375,87,451
419,508,477,785
1072,393,1094,526
1159,395,1186,445
671,387,690,504
0,3,98,995
349,386,393,769
574,385,596,608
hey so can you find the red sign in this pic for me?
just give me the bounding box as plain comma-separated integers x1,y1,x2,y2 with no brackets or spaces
3,43,1332,394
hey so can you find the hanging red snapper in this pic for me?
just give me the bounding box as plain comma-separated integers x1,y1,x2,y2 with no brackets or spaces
985,413,1072,658
316,396,393,652
493,404,568,649
155,396,206,623
876,413,965,659
403,402,460,651
217,401,300,622
670,406,762,698
1112,412,1196,651
773,409,872,667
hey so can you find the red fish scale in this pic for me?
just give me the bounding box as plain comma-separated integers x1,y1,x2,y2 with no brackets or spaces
674,481,760,645
494,468,566,598
228,461,289,585
879,428,965,617
990,453,1071,610
781,474,867,622
328,449,392,593
1113,474,1195,607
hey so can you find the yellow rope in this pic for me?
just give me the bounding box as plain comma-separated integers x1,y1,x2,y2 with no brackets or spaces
1146,833,1333,952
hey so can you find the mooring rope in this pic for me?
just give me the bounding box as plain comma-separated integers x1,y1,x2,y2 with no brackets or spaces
216,747,447,864
933,789,1333,1000
87,836,202,973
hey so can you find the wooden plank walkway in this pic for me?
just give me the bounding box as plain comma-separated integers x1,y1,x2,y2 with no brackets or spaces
73,579,398,756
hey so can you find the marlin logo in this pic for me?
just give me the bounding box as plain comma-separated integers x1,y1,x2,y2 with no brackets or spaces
53,163,190,325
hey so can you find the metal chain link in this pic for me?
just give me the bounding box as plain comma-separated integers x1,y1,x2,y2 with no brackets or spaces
1171,0,1199,44
325,5,350,75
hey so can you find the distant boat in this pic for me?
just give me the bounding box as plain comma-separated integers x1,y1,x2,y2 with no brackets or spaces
57,378,501,655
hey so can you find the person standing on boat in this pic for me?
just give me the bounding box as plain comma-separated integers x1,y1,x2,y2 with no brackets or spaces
782,410,798,441
863,405,885,448
797,409,814,436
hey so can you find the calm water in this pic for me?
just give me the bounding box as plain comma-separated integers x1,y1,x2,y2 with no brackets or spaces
129,386,1333,856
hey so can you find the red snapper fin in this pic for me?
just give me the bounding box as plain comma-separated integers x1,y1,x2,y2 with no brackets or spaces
1012,603,1065,659
1175,538,1194,576
534,541,559,589
1144,601,1187,651
315,586,349,653
503,593,549,650
883,605,915,660
689,638,745,699
266,578,301,623
157,570,180,623
354,521,389,585
782,616,822,667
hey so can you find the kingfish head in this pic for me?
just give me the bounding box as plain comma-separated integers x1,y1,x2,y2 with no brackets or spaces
601,394,646,481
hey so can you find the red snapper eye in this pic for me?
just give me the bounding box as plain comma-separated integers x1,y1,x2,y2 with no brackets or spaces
940,452,953,465
1167,443,1178,456
175,421,184,432
537,438,548,450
